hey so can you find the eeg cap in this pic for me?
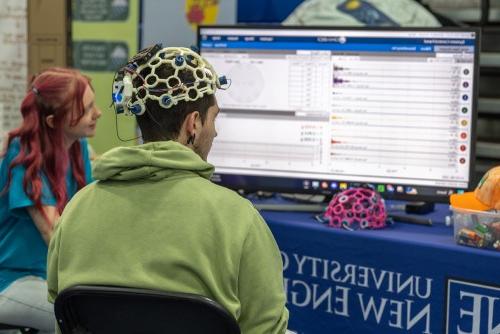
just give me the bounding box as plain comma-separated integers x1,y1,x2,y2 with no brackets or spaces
112,45,228,116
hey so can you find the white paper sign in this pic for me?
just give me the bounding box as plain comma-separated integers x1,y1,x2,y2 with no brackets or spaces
0,0,27,149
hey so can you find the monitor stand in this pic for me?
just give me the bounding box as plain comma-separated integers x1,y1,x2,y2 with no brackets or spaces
252,195,436,215
251,193,328,212
253,202,327,212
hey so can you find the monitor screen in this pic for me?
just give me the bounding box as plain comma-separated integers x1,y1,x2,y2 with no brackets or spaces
198,26,480,202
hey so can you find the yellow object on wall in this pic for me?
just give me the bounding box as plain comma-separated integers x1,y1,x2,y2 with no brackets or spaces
185,0,220,30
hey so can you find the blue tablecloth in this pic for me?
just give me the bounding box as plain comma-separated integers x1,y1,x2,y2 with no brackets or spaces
260,204,500,334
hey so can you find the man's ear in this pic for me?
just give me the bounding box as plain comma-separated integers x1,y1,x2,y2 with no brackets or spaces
185,111,200,136
45,115,55,129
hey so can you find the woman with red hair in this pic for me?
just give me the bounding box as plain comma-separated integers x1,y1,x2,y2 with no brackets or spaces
0,67,101,333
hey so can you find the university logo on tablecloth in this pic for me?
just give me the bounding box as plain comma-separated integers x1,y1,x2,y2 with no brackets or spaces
446,278,500,334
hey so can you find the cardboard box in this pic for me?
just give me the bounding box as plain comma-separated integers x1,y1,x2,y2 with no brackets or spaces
28,0,71,77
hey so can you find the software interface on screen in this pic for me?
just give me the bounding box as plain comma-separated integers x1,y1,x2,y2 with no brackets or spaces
199,27,478,198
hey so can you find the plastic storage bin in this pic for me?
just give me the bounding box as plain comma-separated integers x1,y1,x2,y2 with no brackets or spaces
451,206,500,251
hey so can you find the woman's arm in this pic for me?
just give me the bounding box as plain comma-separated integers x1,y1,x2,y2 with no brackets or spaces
27,206,60,245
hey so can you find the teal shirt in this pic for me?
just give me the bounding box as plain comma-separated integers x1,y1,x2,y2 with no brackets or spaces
0,138,92,291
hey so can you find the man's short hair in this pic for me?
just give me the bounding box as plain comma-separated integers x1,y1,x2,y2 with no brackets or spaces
134,63,216,141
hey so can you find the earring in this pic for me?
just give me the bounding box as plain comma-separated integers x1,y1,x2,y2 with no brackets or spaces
187,134,195,145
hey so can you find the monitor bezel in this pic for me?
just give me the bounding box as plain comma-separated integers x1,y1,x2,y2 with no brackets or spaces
198,25,481,203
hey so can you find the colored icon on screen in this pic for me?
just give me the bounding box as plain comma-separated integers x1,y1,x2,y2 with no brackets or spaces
405,187,418,195
462,81,469,88
460,145,467,151
377,185,385,193
321,181,329,189
463,68,470,75
460,158,466,164
303,180,310,189
457,189,465,194
460,133,467,139
312,181,320,189
339,182,348,190
330,182,338,190
396,186,404,193
461,107,468,114
386,184,395,192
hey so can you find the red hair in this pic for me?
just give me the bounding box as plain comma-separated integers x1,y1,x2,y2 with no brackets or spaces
5,67,91,218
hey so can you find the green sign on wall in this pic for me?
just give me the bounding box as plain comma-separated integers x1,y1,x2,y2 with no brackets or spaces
73,41,128,72
73,0,129,21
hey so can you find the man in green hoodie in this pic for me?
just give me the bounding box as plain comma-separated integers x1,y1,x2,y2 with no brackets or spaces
47,45,289,334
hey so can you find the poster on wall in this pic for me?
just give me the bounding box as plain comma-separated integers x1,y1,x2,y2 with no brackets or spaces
72,0,139,154
73,0,131,73
0,0,27,149
141,0,236,49
73,0,129,21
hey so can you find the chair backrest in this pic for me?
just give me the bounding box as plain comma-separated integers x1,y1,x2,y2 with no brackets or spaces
54,285,241,334
0,323,38,333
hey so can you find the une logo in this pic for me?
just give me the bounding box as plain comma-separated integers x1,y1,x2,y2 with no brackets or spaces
447,279,500,334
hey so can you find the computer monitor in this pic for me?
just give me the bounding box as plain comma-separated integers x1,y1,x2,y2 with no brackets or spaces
198,26,480,202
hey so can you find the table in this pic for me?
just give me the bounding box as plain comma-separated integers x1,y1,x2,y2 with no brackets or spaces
260,204,500,334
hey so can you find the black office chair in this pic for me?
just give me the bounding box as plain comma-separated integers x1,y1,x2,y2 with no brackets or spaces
54,285,241,334
0,323,38,333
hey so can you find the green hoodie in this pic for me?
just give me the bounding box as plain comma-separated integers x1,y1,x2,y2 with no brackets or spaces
47,141,289,334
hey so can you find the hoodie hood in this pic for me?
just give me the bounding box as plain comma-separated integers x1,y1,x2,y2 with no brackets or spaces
93,141,214,182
